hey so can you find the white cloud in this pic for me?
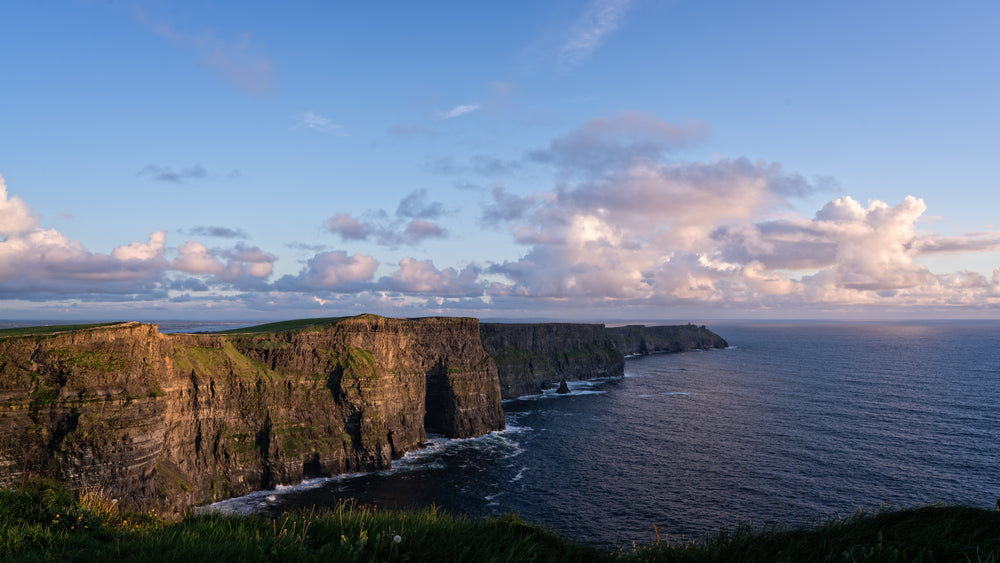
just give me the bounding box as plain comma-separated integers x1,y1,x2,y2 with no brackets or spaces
173,241,222,276
438,104,481,120
295,111,345,133
324,191,450,247
380,258,483,297
481,115,1000,312
558,0,632,69
529,112,709,174
173,241,276,283
112,231,167,261
288,251,379,290
0,174,39,236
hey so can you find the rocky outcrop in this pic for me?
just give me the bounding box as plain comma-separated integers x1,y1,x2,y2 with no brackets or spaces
480,323,624,399
607,324,728,356
0,316,502,515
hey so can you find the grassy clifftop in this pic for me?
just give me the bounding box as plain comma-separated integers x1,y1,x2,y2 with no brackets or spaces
2,479,999,562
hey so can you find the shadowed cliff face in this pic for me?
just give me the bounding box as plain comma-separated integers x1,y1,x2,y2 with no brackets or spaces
606,324,729,356
0,316,503,515
480,323,625,399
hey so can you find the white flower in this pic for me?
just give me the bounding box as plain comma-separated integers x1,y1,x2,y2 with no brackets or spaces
393,535,402,544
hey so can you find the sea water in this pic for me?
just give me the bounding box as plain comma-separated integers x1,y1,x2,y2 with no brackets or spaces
209,321,1000,548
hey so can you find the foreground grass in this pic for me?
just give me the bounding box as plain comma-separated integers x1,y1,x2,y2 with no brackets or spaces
2,480,999,562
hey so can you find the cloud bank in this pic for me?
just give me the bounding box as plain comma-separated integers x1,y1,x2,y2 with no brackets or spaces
3,109,999,319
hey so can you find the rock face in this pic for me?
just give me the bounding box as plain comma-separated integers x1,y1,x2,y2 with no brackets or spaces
0,316,502,515
607,324,728,356
0,315,727,515
480,323,624,399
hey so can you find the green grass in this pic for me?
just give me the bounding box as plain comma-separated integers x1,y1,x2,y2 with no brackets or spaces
0,479,601,562
0,323,120,337
627,504,1000,562
212,318,349,335
2,479,1000,562
171,342,278,381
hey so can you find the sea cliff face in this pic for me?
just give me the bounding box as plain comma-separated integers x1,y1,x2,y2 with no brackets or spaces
0,316,502,514
607,324,728,356
480,323,624,399
0,316,726,514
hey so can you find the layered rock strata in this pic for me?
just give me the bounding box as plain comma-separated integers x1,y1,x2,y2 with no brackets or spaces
0,316,727,514
0,316,502,514
607,324,728,356
480,323,624,399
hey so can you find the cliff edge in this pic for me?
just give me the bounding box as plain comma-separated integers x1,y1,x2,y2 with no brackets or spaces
0,316,502,515
480,323,624,399
607,324,728,356
0,316,726,514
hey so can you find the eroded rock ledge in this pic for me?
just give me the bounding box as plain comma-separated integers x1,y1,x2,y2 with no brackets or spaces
0,315,725,514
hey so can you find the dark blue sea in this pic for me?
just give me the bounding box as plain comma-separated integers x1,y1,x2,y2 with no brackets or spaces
210,321,1000,548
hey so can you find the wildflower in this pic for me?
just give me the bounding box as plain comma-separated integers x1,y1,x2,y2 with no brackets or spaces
393,535,402,544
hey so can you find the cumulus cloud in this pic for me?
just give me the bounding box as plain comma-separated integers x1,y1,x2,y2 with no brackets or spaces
0,175,278,300
0,225,170,298
325,213,373,241
0,174,40,235
404,219,446,241
379,258,484,297
479,114,1000,312
528,112,709,174
324,190,449,246
277,251,378,291
112,231,167,261
173,241,275,283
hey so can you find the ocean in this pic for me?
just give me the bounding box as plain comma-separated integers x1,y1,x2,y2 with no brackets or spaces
206,321,1000,547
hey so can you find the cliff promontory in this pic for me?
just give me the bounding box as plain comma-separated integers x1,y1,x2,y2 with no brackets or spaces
607,324,728,356
0,315,727,515
0,316,502,515
480,323,624,399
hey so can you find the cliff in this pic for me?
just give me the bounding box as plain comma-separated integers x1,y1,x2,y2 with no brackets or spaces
480,323,624,399
0,316,727,515
0,316,502,515
607,324,728,356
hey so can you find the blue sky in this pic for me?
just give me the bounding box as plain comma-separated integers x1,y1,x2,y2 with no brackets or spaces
2,0,999,322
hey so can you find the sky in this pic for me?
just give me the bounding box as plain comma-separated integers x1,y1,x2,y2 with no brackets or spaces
2,0,999,323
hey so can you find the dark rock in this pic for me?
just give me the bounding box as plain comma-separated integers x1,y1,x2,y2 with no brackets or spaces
480,323,624,399
556,379,570,394
607,324,728,356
